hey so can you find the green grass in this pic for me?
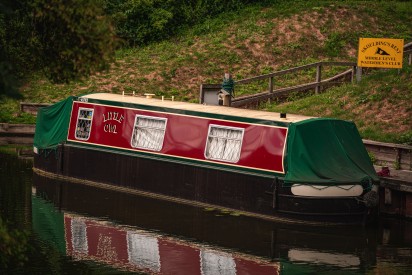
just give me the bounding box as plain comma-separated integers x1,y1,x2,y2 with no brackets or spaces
260,66,412,144
1,0,411,144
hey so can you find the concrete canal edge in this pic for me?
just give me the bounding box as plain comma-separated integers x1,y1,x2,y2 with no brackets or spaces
1,122,412,220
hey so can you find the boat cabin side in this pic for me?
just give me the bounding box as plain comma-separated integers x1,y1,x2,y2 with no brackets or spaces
67,97,289,178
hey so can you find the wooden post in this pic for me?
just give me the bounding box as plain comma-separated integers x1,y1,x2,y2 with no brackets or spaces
224,72,232,107
199,84,204,104
315,64,322,94
409,53,412,65
395,148,401,170
356,66,362,82
351,66,356,83
269,77,274,93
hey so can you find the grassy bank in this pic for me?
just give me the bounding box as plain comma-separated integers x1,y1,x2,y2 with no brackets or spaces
259,66,412,144
1,0,411,144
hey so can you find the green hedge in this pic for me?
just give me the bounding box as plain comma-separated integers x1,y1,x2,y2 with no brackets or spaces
104,0,257,46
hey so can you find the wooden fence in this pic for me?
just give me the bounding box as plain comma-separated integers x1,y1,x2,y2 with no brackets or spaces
201,42,412,108
20,102,51,115
405,41,412,65
232,61,356,107
0,123,35,145
200,61,358,107
364,140,412,171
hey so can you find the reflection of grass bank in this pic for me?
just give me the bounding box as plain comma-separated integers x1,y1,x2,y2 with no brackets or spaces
0,146,33,156
0,216,29,270
0,150,32,271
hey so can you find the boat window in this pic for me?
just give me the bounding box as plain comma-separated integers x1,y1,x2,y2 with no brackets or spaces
205,125,244,163
75,108,94,140
131,115,167,151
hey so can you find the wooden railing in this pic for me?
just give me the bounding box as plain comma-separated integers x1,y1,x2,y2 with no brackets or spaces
231,61,357,107
363,139,412,171
404,41,412,65
0,123,35,145
201,42,412,108
200,62,358,107
20,102,51,115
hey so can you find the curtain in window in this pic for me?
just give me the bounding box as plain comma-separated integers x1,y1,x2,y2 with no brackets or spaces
131,117,166,151
76,109,93,140
206,126,243,162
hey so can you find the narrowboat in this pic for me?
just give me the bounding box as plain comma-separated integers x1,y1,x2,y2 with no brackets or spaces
33,92,379,224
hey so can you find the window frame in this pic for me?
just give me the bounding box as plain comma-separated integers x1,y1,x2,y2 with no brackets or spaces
130,114,168,152
75,107,94,141
204,124,245,163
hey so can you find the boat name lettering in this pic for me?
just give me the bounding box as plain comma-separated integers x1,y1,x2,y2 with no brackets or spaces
103,112,124,134
104,124,118,133
103,112,124,123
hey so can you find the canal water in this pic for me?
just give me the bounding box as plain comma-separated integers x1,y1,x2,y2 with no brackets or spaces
1,147,411,274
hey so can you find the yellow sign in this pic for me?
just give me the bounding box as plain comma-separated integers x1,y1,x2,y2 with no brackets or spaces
358,38,404,68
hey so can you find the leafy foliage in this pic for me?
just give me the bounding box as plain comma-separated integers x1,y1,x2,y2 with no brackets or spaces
0,0,117,95
104,0,253,46
0,217,29,270
32,0,117,83
0,1,36,97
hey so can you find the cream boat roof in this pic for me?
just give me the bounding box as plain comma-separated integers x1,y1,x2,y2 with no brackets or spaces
83,93,313,123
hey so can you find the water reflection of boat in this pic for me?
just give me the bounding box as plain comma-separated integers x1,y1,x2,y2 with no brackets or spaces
32,174,380,274
64,214,279,275
33,93,379,225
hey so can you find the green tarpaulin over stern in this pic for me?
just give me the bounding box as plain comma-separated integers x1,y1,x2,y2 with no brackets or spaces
33,96,74,150
284,118,379,186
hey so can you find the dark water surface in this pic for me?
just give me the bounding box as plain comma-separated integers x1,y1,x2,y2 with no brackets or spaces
1,147,411,274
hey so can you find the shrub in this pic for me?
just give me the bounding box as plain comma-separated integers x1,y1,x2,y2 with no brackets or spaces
104,0,254,46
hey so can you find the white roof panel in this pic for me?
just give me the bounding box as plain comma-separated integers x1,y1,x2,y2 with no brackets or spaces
83,93,312,123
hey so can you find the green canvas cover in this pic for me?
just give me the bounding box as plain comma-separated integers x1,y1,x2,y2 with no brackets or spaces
284,118,378,186
33,96,74,150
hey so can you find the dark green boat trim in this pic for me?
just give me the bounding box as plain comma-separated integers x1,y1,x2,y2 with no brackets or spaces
65,141,285,179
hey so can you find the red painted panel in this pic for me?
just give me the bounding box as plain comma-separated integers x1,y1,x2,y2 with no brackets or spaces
235,258,279,275
64,216,73,254
64,216,129,264
67,102,287,173
85,222,129,264
158,239,201,275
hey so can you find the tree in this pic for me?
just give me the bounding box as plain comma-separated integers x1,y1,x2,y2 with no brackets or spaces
0,1,35,97
0,0,117,96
